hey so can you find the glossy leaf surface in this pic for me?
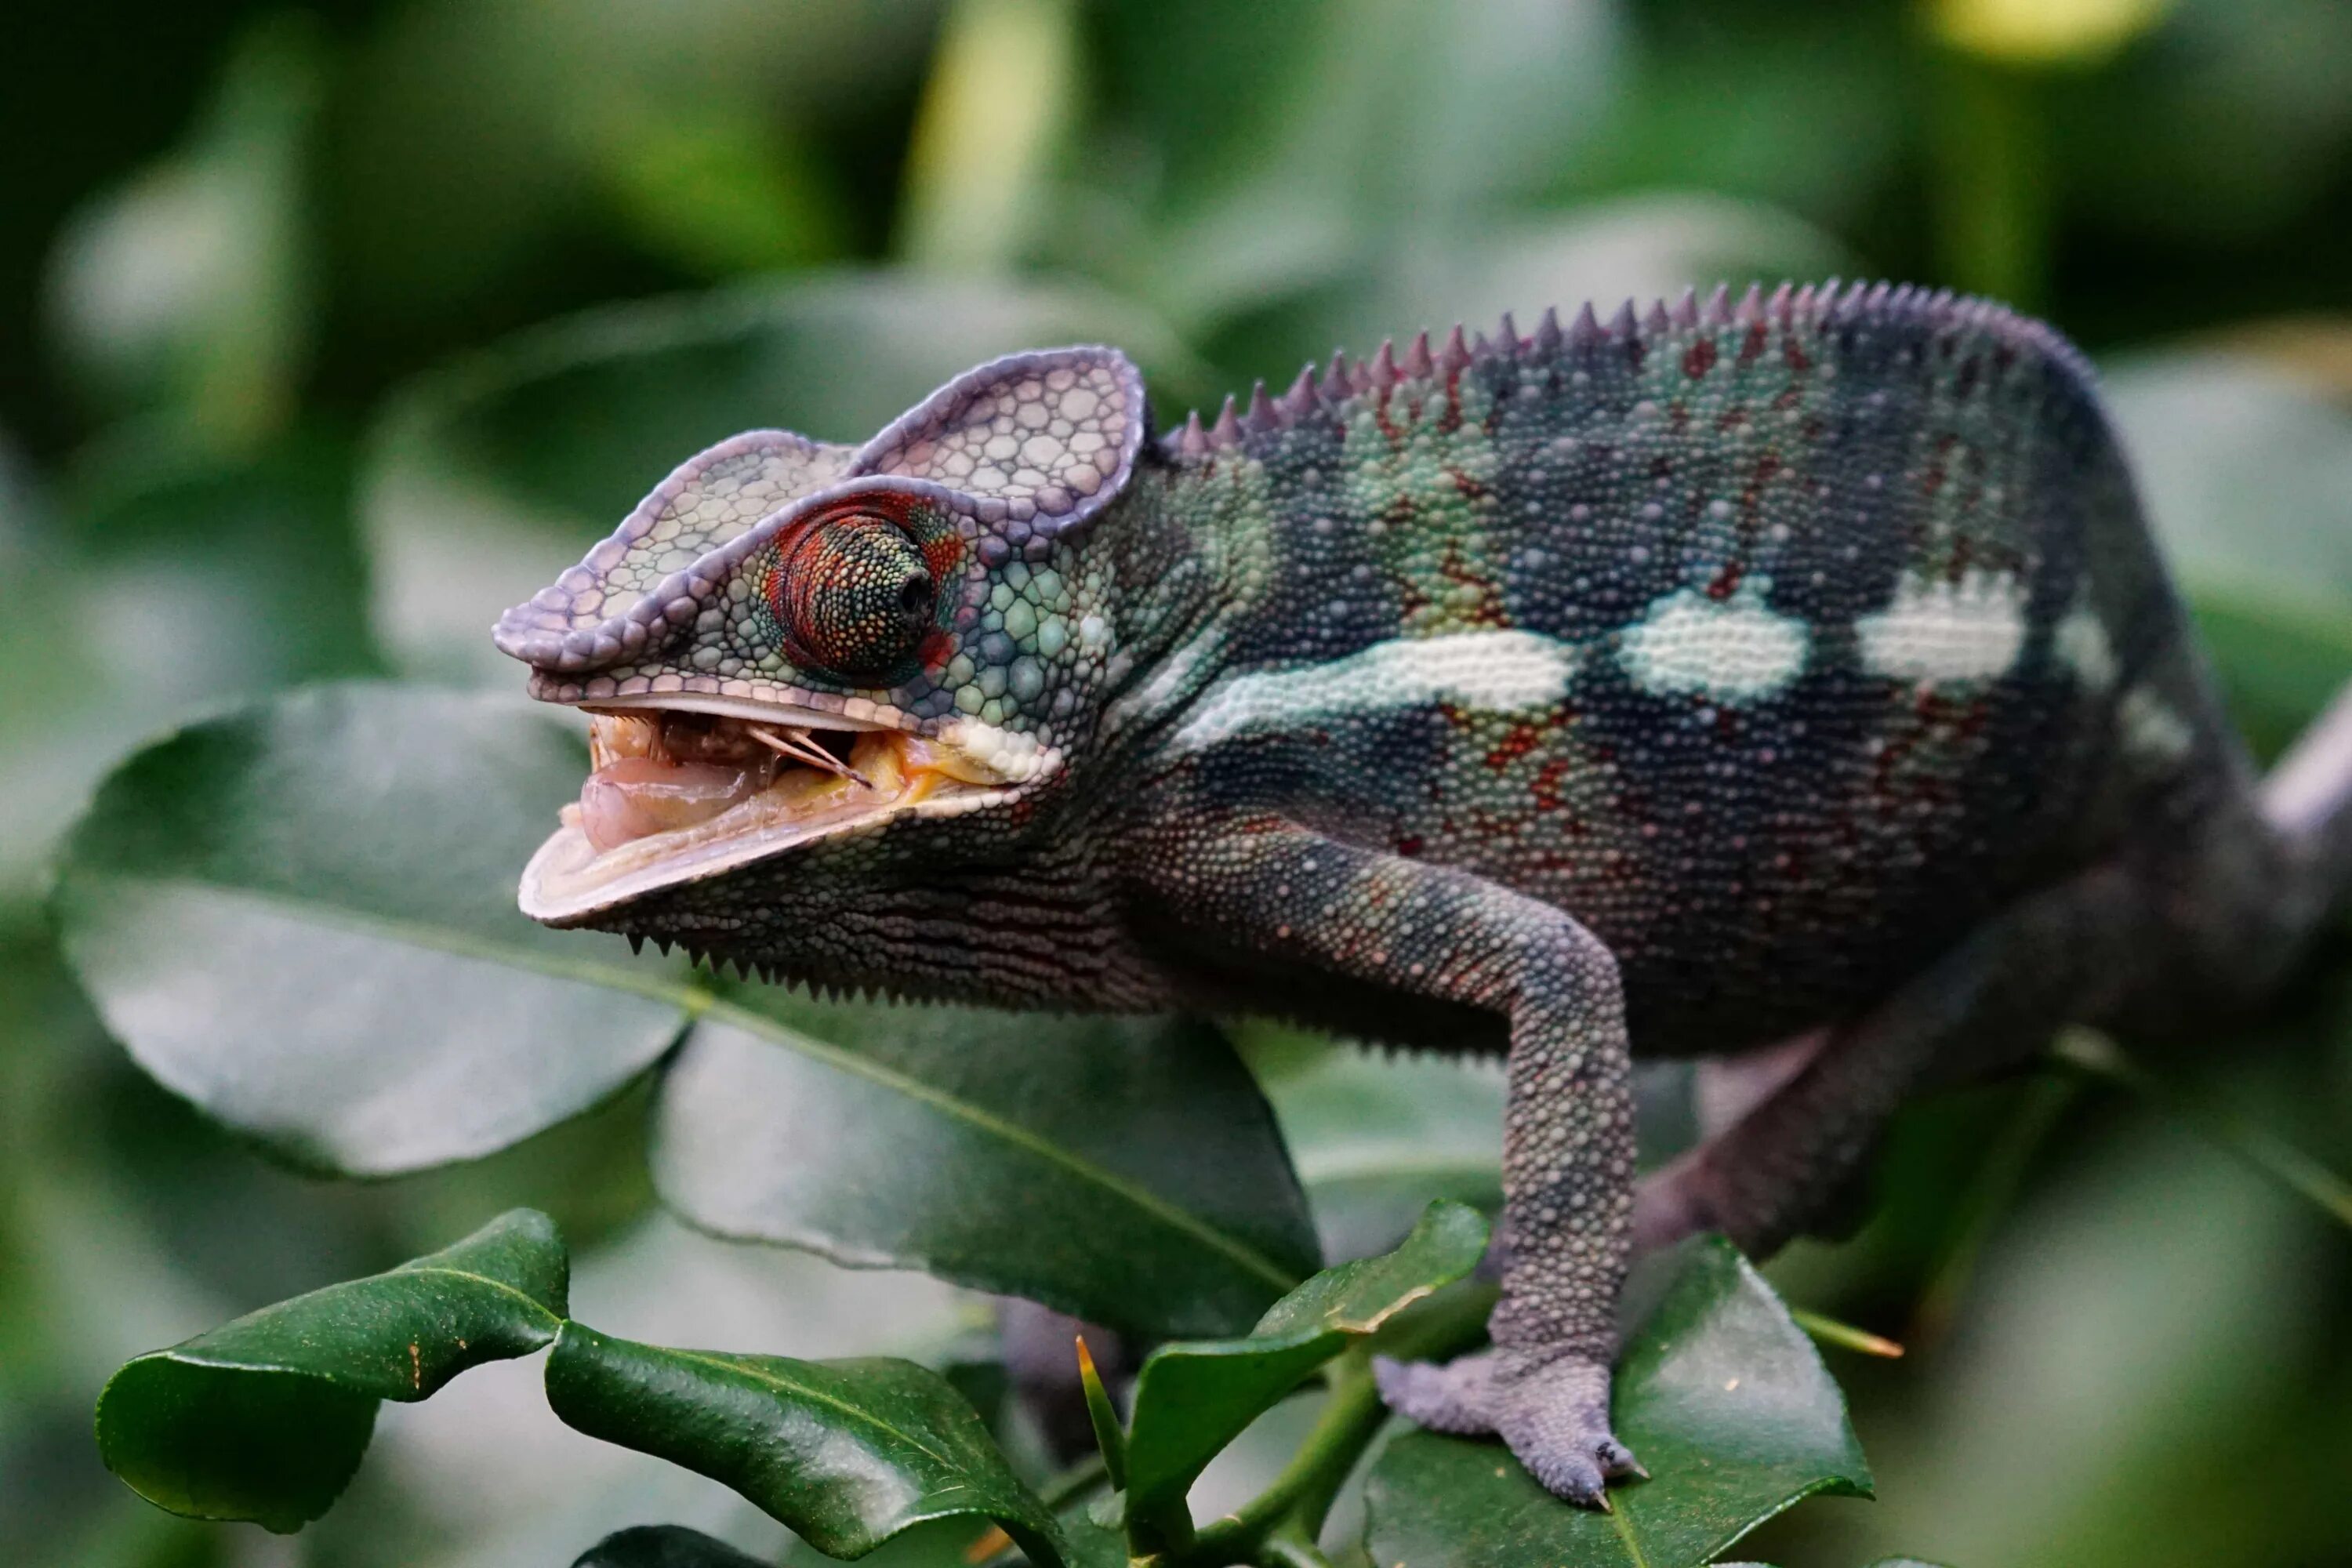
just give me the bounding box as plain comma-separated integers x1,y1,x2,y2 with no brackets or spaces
1364,1236,1871,1568
655,993,1322,1339
53,683,690,1174
1122,1200,1488,1518
96,1210,568,1533
547,1323,1068,1567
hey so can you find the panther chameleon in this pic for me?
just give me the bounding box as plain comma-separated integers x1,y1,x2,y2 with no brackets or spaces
492,280,2352,1506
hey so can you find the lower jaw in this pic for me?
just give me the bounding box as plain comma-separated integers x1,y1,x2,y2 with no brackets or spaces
517,710,1000,920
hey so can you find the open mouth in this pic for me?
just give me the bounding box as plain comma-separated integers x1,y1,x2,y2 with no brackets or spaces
518,701,1010,924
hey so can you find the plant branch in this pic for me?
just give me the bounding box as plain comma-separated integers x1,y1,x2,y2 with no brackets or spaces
1186,1285,1494,1568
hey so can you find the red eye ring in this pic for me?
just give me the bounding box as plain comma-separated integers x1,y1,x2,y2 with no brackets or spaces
764,508,938,681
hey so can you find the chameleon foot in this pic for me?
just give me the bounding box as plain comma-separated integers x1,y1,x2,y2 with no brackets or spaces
1374,1347,1642,1507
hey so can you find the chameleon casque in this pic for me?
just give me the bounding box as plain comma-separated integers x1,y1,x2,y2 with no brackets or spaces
494,281,2352,1506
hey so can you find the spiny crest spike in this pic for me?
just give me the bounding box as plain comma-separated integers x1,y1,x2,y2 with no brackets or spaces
628,934,644,955
1733,282,1762,323
1534,306,1564,353
1178,409,1209,456
1646,299,1673,336
1570,302,1602,347
1403,331,1434,379
1370,339,1399,390
1319,350,1352,402
1608,299,1639,339
1244,380,1281,434
1701,282,1732,326
1469,329,1491,358
1281,365,1318,419
1210,395,1242,447
1496,310,1519,351
1438,325,1471,375
1670,289,1699,330
1767,281,1794,323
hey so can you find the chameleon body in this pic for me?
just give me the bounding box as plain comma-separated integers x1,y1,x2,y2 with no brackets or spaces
496,281,2352,1504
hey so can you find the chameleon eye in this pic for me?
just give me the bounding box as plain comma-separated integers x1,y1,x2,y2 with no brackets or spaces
768,509,939,681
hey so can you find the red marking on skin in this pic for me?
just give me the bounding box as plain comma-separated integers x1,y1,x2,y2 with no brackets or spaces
1704,563,1744,600
1772,385,1803,411
1784,333,1813,372
1374,386,1406,444
1920,432,1958,498
1447,466,1490,500
1485,720,1543,771
1434,544,1510,627
1396,835,1423,857
1715,404,1750,433
1683,336,1717,379
1739,321,1769,365
1532,757,1573,812
918,628,956,670
1439,372,1465,434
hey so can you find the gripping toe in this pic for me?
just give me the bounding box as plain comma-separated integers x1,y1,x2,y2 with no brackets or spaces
1376,1347,1641,1508
1373,1349,1501,1436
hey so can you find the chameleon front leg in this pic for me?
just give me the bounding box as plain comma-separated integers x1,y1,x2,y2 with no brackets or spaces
1131,812,1643,1505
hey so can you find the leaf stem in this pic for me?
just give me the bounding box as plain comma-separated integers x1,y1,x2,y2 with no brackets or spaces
1788,1306,1905,1359
2053,1027,2352,1231
1189,1352,1384,1563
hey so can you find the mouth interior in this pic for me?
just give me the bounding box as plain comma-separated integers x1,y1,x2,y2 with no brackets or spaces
564,708,989,861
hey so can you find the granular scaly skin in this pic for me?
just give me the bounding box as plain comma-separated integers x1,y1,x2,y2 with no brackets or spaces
497,281,2352,1506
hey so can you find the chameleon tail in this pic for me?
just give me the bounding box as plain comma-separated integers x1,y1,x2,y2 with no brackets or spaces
2261,681,2352,900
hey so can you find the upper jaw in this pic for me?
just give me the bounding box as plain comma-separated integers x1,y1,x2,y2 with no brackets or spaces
515,688,1030,927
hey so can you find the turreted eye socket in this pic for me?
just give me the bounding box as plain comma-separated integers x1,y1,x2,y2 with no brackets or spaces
768,509,940,680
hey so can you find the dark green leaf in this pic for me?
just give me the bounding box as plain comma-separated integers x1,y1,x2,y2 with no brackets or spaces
1363,1236,1871,1568
362,272,1207,683
1122,1201,1488,1519
53,682,1319,1327
96,1209,567,1533
546,1323,1067,1568
572,1524,771,1568
652,993,1323,1339
53,684,692,1174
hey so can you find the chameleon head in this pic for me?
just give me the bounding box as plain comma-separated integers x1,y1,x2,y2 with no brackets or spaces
491,347,1147,964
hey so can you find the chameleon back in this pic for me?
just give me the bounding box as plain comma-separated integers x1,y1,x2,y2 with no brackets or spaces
1131,284,2236,1051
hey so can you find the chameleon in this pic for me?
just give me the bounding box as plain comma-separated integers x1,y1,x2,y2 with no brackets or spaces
493,280,2352,1506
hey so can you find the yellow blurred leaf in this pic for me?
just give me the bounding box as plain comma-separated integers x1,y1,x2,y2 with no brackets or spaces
1929,0,2173,67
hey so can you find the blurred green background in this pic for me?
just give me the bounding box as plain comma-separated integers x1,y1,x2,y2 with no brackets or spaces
6,0,2352,1563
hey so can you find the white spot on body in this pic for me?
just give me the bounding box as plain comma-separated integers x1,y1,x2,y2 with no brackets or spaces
1619,586,1809,703
2053,600,2118,691
1858,568,2029,684
2119,686,2195,763
1172,630,1579,753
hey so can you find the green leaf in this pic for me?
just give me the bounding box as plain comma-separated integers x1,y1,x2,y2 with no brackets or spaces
52,683,691,1174
1122,1201,1488,1520
96,1209,568,1534
572,1524,771,1567
55,681,1320,1331
1076,1337,1127,1490
1363,1236,1871,1568
652,993,1323,1338
546,1323,1068,1568
361,271,1207,683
